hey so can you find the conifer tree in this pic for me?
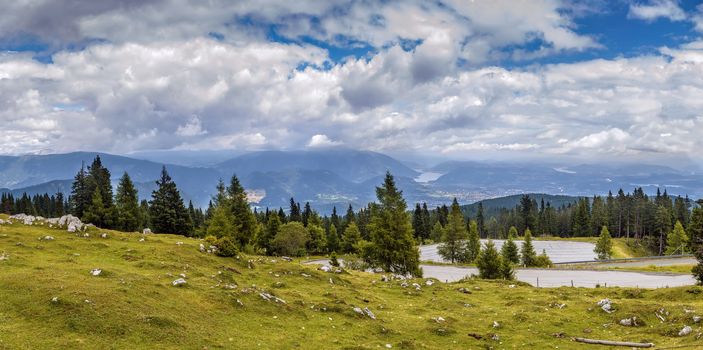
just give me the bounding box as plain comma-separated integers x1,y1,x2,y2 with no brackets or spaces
521,229,537,267
257,213,280,255
326,224,340,253
430,221,445,243
207,206,235,238
501,235,520,264
365,172,421,277
115,172,141,231
306,224,327,254
289,198,301,222
55,192,65,217
227,175,257,247
83,187,108,227
70,162,90,218
149,166,193,235
85,155,116,227
476,202,485,237
476,240,502,279
437,198,468,263
665,220,688,255
342,222,362,254
464,219,481,262
508,226,518,239
594,225,613,260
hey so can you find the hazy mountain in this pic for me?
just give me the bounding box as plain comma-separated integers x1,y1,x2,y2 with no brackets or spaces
216,149,419,183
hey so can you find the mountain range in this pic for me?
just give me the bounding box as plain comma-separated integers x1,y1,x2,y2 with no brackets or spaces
0,150,700,213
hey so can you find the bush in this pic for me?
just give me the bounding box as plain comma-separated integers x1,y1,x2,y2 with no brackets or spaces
273,222,310,256
476,240,502,279
215,236,238,257
329,251,340,267
533,249,553,268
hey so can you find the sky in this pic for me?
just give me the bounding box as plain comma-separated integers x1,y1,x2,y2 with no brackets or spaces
1,0,703,166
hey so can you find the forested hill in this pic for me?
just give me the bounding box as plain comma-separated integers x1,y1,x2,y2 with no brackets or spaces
460,193,580,217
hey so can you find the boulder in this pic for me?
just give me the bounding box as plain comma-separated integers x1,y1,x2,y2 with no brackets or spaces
363,307,376,320
353,307,364,316
596,298,613,313
425,279,435,286
619,317,637,326
172,278,187,286
679,325,692,336
143,228,152,234
319,266,331,272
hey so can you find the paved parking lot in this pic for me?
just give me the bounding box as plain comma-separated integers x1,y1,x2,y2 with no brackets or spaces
420,239,597,264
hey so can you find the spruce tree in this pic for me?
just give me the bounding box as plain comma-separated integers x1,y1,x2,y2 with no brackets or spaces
306,224,327,254
289,198,301,222
594,225,613,260
258,213,280,255
207,206,235,238
476,202,485,237
149,166,193,235
55,192,65,217
430,221,445,243
342,222,362,254
476,240,502,279
521,229,537,267
70,162,90,218
501,236,520,264
365,172,421,277
115,172,141,232
85,155,116,227
464,220,481,262
437,198,468,263
227,175,257,247
665,220,688,255
326,224,340,253
82,187,107,227
508,226,518,239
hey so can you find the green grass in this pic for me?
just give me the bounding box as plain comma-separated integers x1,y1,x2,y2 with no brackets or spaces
1,216,703,349
535,236,652,259
605,265,696,274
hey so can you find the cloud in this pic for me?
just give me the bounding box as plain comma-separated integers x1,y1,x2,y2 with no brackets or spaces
628,0,686,22
175,116,207,137
307,134,342,148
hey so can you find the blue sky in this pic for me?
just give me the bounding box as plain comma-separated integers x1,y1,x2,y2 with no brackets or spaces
0,0,702,166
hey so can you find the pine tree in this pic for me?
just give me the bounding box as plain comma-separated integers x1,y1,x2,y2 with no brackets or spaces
306,224,327,254
207,205,235,238
365,172,421,277
476,202,485,237
258,213,280,255
227,175,257,247
521,229,537,267
149,166,193,235
82,187,107,227
594,225,613,260
437,198,468,263
85,155,116,227
665,220,688,255
464,220,481,263
690,206,703,246
70,162,90,218
430,221,445,243
476,240,503,279
115,172,141,232
508,226,518,239
501,236,520,264
326,224,340,253
302,202,312,227
289,198,301,222
342,222,362,254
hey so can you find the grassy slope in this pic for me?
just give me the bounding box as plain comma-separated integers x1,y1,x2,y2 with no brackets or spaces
1,218,703,349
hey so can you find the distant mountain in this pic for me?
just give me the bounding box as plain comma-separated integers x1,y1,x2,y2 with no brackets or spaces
216,150,419,183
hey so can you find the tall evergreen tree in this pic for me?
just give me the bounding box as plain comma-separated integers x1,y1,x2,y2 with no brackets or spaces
326,224,340,253
594,225,613,260
83,188,108,227
115,172,141,232
227,175,257,247
437,198,468,263
289,198,302,222
258,213,280,255
85,155,116,227
70,162,90,218
342,222,362,254
149,166,193,235
476,240,504,279
476,202,485,237
665,220,688,255
521,229,537,267
464,220,481,262
501,235,520,264
365,172,421,277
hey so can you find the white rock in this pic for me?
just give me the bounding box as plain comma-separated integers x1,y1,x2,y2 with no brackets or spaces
90,268,102,276
597,299,613,313
139,238,145,242
619,317,636,326
319,266,331,272
172,278,187,286
0,253,8,261
353,307,364,316
199,243,205,252
425,279,435,286
385,344,392,349
143,228,152,234
363,307,376,320
42,235,55,241
493,321,500,328
679,325,692,337
100,233,108,238
176,241,183,246
51,296,59,303
434,316,445,323
693,316,702,323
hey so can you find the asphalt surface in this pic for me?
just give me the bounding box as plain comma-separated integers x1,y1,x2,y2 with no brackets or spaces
575,256,696,268
305,258,697,288
420,239,597,264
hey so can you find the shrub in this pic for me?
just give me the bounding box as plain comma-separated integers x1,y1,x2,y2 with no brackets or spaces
533,249,553,268
215,236,238,257
273,222,310,256
329,251,340,267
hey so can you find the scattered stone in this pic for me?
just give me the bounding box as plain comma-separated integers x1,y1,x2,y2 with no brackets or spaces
223,283,237,289
329,278,334,284
353,307,364,316
301,273,310,278
51,296,59,303
425,279,435,286
381,275,389,282
433,316,445,323
100,233,108,238
41,235,55,241
259,292,286,304
385,344,392,349
412,283,421,291
492,321,500,328
143,228,152,234
179,273,186,278
139,238,145,242
693,316,701,323
679,325,692,337
458,287,472,294
176,241,183,246
491,334,500,341
468,333,483,340
597,299,613,313
172,278,187,286
400,282,408,288
199,244,205,252
281,256,293,262
364,307,376,320
0,252,8,261
619,317,638,327
319,266,331,272
508,284,516,288
90,268,102,276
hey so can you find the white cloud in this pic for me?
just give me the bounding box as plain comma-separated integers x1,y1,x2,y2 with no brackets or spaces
307,134,342,148
175,116,207,137
628,0,686,22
